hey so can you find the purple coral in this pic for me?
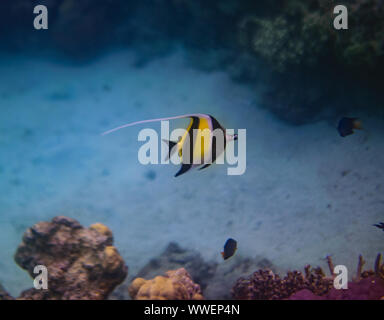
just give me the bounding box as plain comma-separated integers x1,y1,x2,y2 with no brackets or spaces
232,267,333,300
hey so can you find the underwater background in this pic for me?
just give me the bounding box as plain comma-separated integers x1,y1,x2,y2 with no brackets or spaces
0,0,383,299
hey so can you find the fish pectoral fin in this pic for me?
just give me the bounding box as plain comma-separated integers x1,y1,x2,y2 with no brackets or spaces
174,163,192,177
198,163,212,170
340,130,354,137
162,139,178,161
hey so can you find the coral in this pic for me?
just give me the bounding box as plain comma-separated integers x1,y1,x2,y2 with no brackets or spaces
204,256,276,300
110,242,273,300
238,1,333,72
232,253,384,300
238,0,383,73
110,242,214,300
289,277,384,300
1,0,382,123
231,266,333,300
129,268,203,300
14,216,128,300
237,0,384,81
234,0,384,123
134,242,217,291
335,0,384,72
374,253,384,279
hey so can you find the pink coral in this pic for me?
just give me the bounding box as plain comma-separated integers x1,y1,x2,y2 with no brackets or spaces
289,277,384,300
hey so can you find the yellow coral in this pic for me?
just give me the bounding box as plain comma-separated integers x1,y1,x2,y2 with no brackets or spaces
129,268,203,300
102,246,125,272
90,223,112,237
129,278,147,299
104,246,117,258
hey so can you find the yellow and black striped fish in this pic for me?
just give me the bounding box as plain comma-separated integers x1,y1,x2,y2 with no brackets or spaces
102,114,238,177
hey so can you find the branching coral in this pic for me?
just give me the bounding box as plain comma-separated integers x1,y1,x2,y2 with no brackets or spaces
129,268,203,300
14,216,128,300
374,253,384,279
290,254,384,300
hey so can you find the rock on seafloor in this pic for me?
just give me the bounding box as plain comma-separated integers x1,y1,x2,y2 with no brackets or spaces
13,216,128,300
129,268,203,300
0,283,14,300
110,241,276,300
134,242,217,291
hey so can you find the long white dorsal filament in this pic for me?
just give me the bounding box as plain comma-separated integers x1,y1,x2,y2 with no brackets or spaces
101,114,211,136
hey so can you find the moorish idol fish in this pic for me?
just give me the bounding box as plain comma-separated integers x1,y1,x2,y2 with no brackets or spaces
373,222,384,232
221,238,237,260
337,117,363,137
102,114,238,177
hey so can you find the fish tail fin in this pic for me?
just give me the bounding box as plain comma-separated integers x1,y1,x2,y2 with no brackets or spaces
198,163,212,170
162,139,178,161
353,120,363,130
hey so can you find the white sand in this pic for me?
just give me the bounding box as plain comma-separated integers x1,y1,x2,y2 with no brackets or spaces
0,49,383,297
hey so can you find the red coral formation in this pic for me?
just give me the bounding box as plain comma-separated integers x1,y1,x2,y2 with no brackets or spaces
232,254,384,300
14,216,128,300
289,277,384,300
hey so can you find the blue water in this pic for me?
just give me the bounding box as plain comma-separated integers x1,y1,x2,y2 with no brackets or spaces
0,49,383,296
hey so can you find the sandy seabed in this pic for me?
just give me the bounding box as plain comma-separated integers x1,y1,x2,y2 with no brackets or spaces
0,49,383,296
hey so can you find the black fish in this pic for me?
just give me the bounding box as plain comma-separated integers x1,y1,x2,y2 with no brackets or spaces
373,222,384,231
337,117,363,137
221,238,237,260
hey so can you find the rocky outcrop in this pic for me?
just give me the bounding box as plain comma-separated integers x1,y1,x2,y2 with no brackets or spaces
14,216,128,300
0,284,14,300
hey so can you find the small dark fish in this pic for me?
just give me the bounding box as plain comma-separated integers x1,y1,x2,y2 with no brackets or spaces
337,117,363,137
221,238,237,260
373,222,384,231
